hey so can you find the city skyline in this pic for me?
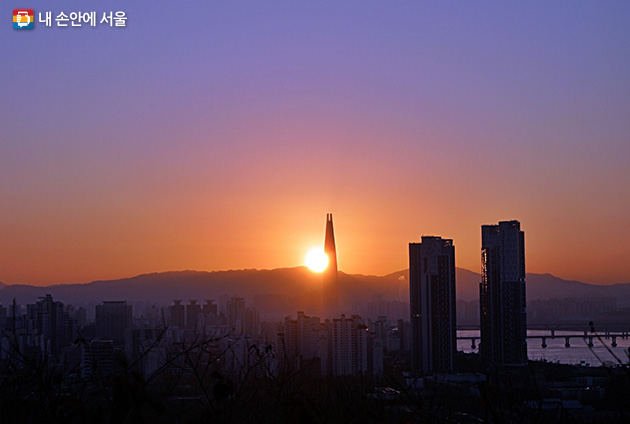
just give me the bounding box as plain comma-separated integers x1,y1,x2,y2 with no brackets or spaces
3,1,630,421
3,1,630,286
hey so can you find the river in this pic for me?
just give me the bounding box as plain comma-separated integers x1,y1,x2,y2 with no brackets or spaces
457,330,630,366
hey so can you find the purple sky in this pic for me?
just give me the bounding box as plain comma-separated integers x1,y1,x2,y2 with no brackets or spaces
2,1,630,285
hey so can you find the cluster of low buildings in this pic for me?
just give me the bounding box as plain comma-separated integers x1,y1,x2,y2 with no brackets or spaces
0,291,415,385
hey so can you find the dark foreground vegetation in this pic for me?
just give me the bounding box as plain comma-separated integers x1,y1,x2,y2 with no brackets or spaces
1,345,630,424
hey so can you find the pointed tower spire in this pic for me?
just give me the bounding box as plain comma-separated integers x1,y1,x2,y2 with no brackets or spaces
323,213,339,314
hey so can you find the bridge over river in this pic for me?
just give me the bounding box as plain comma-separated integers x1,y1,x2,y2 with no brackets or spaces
456,329,630,349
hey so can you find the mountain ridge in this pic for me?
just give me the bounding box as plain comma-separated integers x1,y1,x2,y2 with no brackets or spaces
0,268,628,308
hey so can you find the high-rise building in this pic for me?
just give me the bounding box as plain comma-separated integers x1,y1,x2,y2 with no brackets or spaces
0,304,6,329
409,236,456,374
95,301,132,346
480,220,527,366
81,339,115,379
244,307,260,338
203,299,218,324
277,316,298,374
331,314,367,376
186,300,201,331
276,311,328,375
369,335,384,377
36,294,67,356
227,296,245,335
169,300,185,328
323,213,339,315
124,327,161,375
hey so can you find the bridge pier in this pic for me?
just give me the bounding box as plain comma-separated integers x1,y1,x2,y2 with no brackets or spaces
565,337,571,348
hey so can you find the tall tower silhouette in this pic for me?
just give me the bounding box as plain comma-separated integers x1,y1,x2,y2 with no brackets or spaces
323,213,339,314
480,220,527,366
409,236,456,374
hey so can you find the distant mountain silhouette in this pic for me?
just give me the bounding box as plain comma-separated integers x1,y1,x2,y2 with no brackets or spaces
390,269,630,305
0,268,628,308
0,268,318,307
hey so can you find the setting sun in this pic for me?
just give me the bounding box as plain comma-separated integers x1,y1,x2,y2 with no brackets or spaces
305,248,328,272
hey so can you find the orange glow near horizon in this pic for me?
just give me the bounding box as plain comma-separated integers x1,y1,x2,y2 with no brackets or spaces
0,195,629,286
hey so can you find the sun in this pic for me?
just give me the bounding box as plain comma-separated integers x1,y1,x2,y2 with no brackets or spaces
305,248,329,272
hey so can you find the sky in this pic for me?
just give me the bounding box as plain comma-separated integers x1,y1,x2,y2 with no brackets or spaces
1,1,629,286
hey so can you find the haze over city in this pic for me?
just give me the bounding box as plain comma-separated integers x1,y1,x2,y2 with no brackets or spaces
3,1,629,287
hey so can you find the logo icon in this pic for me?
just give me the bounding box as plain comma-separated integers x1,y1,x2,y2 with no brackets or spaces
13,9,34,29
